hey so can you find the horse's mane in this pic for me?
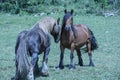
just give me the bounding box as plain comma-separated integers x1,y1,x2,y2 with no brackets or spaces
31,17,56,34
61,12,75,36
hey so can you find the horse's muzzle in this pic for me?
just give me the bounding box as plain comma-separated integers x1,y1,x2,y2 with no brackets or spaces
65,26,71,31
55,36,60,43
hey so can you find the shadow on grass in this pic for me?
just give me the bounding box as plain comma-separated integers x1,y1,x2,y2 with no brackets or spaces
49,64,91,69
11,67,49,80
64,64,91,67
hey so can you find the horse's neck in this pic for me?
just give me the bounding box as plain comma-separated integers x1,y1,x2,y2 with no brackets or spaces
62,30,70,41
38,22,53,34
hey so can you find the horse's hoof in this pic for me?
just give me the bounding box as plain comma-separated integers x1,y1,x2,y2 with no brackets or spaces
79,64,83,66
55,65,64,70
41,67,49,77
79,62,83,66
41,72,49,77
11,77,15,80
69,65,75,70
34,69,40,76
89,63,95,67
34,71,40,76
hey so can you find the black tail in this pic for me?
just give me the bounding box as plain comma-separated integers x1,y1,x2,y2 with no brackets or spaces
88,28,98,51
15,37,30,79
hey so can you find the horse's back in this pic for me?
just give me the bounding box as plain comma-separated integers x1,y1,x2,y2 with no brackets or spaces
73,24,90,45
75,24,90,36
76,24,88,31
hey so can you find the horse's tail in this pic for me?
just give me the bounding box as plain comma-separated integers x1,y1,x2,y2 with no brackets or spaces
15,38,30,79
88,28,98,51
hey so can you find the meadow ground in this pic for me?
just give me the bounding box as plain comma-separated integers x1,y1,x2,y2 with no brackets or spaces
0,13,120,80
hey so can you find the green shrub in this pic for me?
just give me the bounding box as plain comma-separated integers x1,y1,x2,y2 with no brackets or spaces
1,2,13,12
0,0,119,15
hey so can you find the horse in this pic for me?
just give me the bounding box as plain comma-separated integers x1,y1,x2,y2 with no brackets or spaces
56,9,98,70
12,17,60,80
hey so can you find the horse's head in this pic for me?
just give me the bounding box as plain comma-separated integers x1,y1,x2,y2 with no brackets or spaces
63,9,74,31
51,18,60,43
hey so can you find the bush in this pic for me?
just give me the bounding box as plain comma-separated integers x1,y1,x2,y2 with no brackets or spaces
1,2,13,12
0,0,119,15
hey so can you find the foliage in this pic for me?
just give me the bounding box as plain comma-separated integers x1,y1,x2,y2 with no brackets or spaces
0,0,120,15
0,2,13,12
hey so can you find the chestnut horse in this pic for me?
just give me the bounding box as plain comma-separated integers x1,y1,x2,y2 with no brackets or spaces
56,9,98,70
13,17,60,80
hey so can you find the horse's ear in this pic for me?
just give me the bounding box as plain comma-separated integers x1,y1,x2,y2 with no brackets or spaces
57,17,60,24
71,9,74,15
64,9,67,14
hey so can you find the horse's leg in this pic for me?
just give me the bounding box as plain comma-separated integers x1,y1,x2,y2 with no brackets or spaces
87,39,94,66
76,49,83,66
56,44,65,69
41,46,50,76
28,53,38,80
34,57,39,75
69,43,75,69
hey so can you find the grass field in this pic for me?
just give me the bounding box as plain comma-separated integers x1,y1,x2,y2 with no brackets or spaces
0,13,120,80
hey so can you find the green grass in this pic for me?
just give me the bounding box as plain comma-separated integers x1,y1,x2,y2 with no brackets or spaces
0,13,120,80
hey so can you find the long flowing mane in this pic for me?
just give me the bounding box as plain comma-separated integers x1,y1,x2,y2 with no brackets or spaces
61,12,73,34
32,17,56,34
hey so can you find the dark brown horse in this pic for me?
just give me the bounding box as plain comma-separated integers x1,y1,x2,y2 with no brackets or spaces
12,17,60,80
56,9,98,70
